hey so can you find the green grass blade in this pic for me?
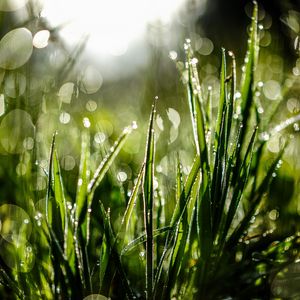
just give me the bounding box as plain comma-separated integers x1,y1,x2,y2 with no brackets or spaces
88,123,136,195
120,227,172,256
52,150,68,256
214,48,227,152
98,201,135,299
142,100,156,300
45,132,56,224
221,127,257,243
75,131,90,225
119,163,145,240
237,1,258,156
185,41,200,155
226,146,286,249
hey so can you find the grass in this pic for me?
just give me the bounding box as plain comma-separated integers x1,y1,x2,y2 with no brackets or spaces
0,2,300,299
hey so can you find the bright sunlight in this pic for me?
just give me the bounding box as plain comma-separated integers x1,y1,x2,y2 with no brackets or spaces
42,0,185,56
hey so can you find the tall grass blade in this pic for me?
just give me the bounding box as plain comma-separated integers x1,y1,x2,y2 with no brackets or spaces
237,1,258,156
142,100,156,299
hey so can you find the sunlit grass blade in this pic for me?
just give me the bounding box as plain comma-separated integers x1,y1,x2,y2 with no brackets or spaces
75,131,90,225
142,100,156,300
118,163,145,241
120,227,172,256
185,41,200,155
88,123,136,195
52,150,68,255
45,132,56,224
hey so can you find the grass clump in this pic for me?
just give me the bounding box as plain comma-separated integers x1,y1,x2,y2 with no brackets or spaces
0,2,300,299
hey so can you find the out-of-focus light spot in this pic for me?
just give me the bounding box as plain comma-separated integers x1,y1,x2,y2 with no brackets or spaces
0,94,5,116
0,28,33,70
61,155,76,171
267,135,281,153
287,98,300,114
117,171,127,182
58,82,74,104
33,30,50,48
153,177,159,190
169,51,177,60
83,117,91,128
86,100,98,112
0,204,31,242
131,121,138,130
4,72,26,98
257,107,264,114
0,0,28,11
35,176,46,191
260,31,271,47
94,132,106,144
59,111,71,124
16,163,27,176
101,120,114,136
169,127,178,144
196,38,214,56
80,66,103,94
156,114,164,131
269,209,279,221
0,109,34,154
167,108,180,129
23,137,34,150
235,91,242,99
293,67,300,76
83,294,108,300
263,80,281,100
158,156,168,176
257,81,264,88
49,49,67,69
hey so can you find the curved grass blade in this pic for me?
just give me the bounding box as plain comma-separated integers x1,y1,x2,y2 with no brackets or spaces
118,163,145,240
120,226,172,256
88,123,136,195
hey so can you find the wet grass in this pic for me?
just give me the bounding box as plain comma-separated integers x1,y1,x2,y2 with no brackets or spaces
0,2,300,299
